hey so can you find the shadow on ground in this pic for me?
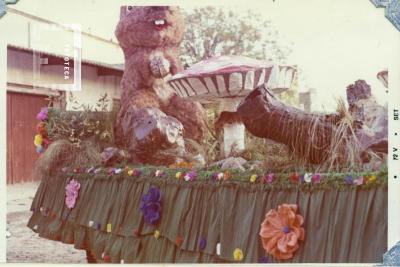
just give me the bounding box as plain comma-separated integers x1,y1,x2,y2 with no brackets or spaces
7,182,86,263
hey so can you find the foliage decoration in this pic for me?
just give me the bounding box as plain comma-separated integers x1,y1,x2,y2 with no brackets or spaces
45,94,114,149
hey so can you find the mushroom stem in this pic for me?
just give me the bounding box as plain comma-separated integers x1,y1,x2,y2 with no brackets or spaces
220,98,245,157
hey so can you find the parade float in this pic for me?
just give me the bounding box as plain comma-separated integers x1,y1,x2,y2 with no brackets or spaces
27,6,388,263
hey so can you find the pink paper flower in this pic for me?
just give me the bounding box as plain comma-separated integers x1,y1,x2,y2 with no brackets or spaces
184,170,197,181
312,173,321,184
36,107,48,121
266,173,275,183
353,176,364,185
65,179,81,209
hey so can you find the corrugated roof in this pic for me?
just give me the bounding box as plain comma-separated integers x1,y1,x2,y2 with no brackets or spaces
7,44,124,72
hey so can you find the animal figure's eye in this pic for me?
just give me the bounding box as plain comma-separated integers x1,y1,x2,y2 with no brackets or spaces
127,6,133,11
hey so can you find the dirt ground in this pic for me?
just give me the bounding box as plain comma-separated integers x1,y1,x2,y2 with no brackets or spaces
6,182,86,263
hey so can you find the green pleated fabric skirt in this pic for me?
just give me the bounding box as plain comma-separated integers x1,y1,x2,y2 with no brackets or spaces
27,171,387,263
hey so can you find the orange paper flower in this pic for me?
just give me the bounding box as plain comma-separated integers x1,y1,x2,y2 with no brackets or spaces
223,171,231,181
175,235,184,246
259,204,305,260
169,161,194,169
36,122,48,138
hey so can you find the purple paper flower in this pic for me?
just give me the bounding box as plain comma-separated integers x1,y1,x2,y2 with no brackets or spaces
199,238,207,250
184,170,197,181
312,173,321,184
344,175,353,185
108,168,115,175
210,173,219,182
36,107,48,121
133,169,142,177
140,187,162,225
259,256,269,263
266,173,275,183
65,179,81,209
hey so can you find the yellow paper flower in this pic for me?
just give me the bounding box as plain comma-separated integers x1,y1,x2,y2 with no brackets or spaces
154,230,160,239
176,172,182,179
233,248,244,261
250,174,257,183
106,223,112,233
127,170,134,176
366,175,377,184
34,134,43,146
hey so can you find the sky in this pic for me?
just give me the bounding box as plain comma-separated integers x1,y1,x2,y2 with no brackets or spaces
10,0,399,111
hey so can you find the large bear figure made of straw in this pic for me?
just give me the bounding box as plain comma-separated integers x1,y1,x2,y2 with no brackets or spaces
114,6,207,165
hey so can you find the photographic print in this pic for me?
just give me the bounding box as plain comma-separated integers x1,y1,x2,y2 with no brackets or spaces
1,0,399,264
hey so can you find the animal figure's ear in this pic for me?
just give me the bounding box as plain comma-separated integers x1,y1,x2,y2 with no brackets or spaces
120,6,136,19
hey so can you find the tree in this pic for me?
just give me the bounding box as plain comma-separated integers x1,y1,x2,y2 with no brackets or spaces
179,7,291,67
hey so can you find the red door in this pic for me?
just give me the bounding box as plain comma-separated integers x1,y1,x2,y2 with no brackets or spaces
7,92,49,184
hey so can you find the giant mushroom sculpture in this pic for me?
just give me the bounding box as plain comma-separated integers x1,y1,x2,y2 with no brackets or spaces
167,55,297,157
377,69,388,89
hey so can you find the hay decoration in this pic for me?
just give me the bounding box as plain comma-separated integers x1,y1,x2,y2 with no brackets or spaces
33,139,102,181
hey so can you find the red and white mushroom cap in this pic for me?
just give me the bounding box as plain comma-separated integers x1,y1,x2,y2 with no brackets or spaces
168,55,274,102
377,69,388,89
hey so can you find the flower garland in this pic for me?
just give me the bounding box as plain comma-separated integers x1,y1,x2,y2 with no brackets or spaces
34,107,50,154
58,164,387,189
